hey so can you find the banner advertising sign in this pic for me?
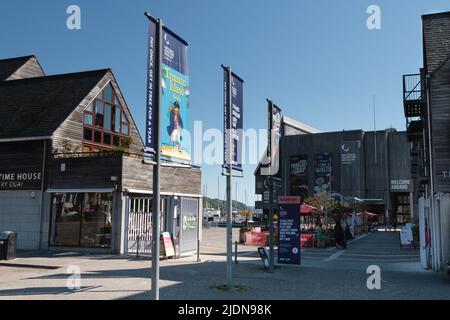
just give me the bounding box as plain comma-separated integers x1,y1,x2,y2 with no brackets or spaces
278,196,301,265
145,16,157,154
146,18,191,163
290,155,309,201
161,28,190,163
223,69,244,172
314,153,333,194
261,102,282,176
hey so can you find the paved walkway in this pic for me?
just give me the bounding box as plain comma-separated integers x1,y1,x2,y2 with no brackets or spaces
0,229,448,300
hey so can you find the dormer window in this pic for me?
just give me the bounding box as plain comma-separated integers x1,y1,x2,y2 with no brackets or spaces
83,83,130,153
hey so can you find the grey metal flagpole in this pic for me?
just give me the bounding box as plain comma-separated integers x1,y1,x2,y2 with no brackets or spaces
148,13,163,301
373,95,377,165
267,100,275,272
224,65,233,289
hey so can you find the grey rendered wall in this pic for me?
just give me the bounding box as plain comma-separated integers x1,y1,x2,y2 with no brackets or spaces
0,190,43,250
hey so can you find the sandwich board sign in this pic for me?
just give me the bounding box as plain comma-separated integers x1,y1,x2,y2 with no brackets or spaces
160,232,175,258
400,225,414,248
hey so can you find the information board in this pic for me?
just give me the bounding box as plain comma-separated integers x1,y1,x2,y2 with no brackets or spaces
278,196,301,265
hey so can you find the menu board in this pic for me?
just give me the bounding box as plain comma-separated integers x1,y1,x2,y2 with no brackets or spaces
400,226,414,248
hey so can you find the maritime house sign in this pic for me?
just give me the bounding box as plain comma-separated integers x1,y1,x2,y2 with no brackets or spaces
0,171,42,190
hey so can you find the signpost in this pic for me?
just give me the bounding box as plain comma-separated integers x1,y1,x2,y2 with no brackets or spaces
145,11,189,300
222,65,244,288
260,100,282,272
278,196,301,265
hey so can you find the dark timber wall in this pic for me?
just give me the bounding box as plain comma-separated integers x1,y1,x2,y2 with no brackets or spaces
429,61,450,192
275,130,410,209
48,154,202,196
423,13,450,75
423,12,450,192
122,156,202,195
0,140,51,191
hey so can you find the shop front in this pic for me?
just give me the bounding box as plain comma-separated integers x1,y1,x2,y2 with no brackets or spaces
50,191,114,249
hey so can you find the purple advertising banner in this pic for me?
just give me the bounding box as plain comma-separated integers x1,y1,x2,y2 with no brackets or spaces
223,69,244,172
145,18,190,163
145,17,157,153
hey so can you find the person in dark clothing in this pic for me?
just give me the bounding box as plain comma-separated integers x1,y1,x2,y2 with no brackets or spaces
345,224,353,240
334,221,347,249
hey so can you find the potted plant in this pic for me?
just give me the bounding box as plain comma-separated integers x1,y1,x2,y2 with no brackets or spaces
239,210,254,243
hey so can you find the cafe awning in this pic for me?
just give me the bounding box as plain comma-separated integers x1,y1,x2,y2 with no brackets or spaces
357,211,378,217
300,204,317,215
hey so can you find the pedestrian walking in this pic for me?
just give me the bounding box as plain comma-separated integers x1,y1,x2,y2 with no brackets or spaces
316,222,325,248
334,221,346,249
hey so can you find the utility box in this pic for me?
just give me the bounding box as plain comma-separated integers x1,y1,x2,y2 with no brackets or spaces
0,231,17,260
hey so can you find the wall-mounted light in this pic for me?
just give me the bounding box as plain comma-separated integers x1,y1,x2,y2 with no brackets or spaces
111,176,118,191
30,192,36,199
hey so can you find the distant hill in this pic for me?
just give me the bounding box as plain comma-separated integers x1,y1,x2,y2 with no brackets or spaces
203,197,250,213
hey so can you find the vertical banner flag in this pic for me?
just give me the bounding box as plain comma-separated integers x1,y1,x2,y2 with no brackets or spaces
314,153,333,194
146,18,191,163
278,196,301,265
261,102,282,176
145,16,158,154
223,69,244,172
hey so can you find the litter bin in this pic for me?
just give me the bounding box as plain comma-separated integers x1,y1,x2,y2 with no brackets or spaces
0,231,17,260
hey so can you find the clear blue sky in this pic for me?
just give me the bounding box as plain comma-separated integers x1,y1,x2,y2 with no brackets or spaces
1,0,450,206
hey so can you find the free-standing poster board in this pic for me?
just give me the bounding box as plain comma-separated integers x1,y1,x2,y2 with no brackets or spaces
400,225,414,248
160,232,175,258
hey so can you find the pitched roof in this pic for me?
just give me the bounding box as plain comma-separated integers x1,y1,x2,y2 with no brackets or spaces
0,69,109,140
0,55,36,81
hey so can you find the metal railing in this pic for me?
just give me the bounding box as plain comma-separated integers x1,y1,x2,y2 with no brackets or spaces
403,73,425,102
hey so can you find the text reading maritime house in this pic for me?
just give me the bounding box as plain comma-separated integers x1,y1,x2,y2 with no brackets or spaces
255,120,412,225
0,55,202,256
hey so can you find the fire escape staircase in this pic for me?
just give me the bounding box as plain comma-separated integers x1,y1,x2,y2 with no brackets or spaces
403,71,428,190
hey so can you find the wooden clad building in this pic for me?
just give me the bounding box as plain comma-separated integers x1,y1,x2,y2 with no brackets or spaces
0,55,202,255
403,11,450,270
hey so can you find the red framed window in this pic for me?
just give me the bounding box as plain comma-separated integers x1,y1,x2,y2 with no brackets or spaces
83,83,130,153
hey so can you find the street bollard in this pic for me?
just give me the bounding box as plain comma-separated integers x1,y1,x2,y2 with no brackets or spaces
234,241,238,264
197,239,201,262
